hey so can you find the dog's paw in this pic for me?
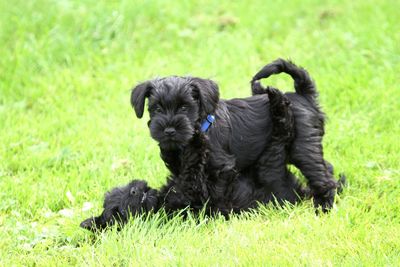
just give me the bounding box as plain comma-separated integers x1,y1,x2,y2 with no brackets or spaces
313,188,336,213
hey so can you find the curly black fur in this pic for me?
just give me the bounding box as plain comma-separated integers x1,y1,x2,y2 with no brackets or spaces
81,59,345,231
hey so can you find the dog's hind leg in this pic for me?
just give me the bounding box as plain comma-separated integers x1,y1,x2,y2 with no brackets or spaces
255,87,305,204
288,105,339,212
290,145,339,212
325,160,334,175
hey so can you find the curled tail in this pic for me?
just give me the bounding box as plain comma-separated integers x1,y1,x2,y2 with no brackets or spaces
251,58,317,99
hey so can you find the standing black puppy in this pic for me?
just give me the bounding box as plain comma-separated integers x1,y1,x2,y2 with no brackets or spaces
157,86,306,216
131,59,341,213
80,87,300,230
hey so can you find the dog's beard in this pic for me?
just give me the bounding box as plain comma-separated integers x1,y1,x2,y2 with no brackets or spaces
149,115,196,150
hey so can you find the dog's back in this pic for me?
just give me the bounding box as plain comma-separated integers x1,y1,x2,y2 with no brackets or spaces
208,95,273,170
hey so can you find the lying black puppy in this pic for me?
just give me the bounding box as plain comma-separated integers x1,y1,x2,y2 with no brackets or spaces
80,180,158,231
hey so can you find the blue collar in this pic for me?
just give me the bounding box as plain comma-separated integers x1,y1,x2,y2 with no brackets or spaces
200,115,215,132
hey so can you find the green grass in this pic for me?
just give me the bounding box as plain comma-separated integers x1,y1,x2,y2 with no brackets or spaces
1,0,399,265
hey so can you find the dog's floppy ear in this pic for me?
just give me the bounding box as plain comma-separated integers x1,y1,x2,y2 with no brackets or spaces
190,77,220,115
131,81,153,118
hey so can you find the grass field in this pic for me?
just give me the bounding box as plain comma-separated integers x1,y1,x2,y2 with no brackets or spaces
1,0,399,265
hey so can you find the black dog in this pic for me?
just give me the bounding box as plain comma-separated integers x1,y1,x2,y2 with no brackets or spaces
81,87,300,230
131,59,341,211
80,180,158,231
156,86,305,215
81,59,345,230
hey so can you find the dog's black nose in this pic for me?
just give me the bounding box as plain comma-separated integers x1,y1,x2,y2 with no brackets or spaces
164,127,176,136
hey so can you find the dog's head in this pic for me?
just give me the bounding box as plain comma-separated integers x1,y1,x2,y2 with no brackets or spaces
80,180,158,231
131,76,219,150
120,180,158,217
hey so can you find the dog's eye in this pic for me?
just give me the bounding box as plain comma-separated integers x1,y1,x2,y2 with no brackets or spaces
154,106,163,113
179,105,188,112
130,187,139,196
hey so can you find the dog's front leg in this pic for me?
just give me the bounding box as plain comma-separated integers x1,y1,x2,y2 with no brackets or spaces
206,147,239,211
158,132,211,212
